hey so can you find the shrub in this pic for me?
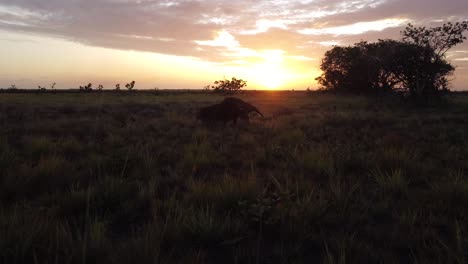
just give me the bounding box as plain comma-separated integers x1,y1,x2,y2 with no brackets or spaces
80,83,93,91
125,81,136,91
210,77,247,94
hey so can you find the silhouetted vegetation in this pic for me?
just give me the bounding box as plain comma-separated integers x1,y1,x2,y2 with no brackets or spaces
1,91,467,263
38,83,56,92
316,22,468,101
209,77,247,94
125,81,136,91
79,83,93,91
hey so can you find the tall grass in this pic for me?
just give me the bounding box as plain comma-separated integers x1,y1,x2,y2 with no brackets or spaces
0,91,467,263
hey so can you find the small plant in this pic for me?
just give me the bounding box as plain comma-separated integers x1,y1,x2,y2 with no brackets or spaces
38,86,46,91
372,168,407,194
8,84,17,90
153,86,160,95
210,77,247,94
115,84,120,91
98,84,104,91
51,82,56,91
125,81,135,91
79,83,93,91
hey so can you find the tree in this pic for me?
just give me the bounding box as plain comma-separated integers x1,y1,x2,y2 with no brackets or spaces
364,39,453,96
125,81,135,91
315,22,467,99
400,22,467,98
388,42,454,98
402,21,468,56
79,83,92,91
211,77,247,94
315,41,404,94
315,42,381,94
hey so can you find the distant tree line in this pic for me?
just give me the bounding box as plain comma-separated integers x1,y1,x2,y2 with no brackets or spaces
316,21,468,100
78,81,135,92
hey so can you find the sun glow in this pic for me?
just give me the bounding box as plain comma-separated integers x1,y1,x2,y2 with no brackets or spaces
250,50,290,89
196,32,307,89
252,63,287,89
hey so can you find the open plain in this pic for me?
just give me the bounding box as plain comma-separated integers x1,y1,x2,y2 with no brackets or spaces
1,91,468,263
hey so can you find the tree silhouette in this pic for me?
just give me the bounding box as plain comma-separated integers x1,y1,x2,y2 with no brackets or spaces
210,77,247,94
402,21,468,56
316,22,467,100
125,81,135,91
79,83,93,91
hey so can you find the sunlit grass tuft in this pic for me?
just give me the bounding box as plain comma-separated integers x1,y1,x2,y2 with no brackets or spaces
372,168,407,194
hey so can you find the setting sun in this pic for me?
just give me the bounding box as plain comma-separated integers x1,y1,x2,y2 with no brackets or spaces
248,50,291,89
252,64,287,89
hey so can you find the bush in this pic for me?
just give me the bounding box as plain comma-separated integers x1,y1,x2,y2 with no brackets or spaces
125,81,136,91
80,83,93,91
210,77,247,94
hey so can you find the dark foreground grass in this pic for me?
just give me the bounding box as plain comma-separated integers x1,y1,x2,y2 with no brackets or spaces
1,91,467,263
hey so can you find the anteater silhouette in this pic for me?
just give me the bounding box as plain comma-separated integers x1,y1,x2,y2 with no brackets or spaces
197,97,263,125
221,97,264,121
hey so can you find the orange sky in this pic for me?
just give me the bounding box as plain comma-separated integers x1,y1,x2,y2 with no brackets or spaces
1,1,467,90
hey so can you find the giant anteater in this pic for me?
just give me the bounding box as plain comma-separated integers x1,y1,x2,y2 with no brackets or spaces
197,97,263,125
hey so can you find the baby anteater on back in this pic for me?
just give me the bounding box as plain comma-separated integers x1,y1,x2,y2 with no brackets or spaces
197,97,263,125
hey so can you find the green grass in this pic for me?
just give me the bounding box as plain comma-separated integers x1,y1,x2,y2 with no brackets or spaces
0,91,467,263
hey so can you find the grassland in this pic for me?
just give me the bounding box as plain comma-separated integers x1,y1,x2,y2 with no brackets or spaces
1,91,467,263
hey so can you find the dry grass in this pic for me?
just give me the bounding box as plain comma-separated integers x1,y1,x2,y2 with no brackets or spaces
0,91,467,263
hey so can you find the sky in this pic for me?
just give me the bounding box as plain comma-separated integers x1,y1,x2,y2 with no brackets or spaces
0,0,467,90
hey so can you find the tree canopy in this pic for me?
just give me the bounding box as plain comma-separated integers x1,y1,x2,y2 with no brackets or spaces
316,21,468,99
210,77,247,94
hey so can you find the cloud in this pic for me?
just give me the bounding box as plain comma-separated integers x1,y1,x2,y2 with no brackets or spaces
298,18,409,35
195,30,239,48
0,0,467,64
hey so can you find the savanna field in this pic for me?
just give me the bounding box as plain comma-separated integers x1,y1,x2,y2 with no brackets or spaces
1,91,467,264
